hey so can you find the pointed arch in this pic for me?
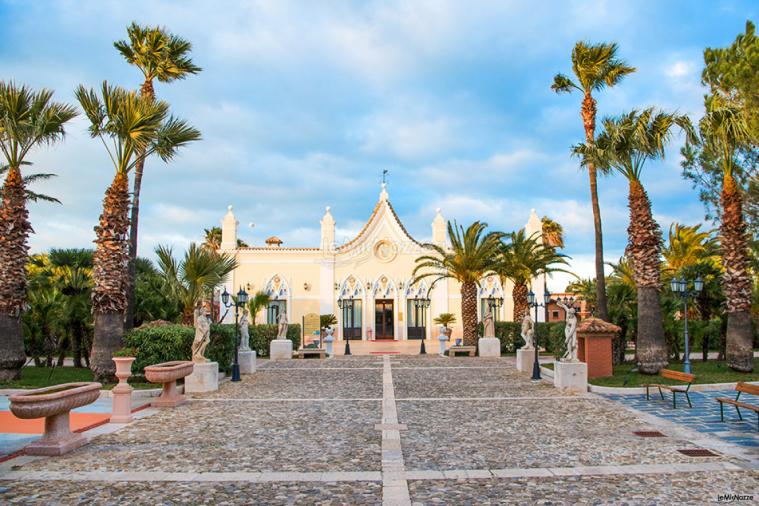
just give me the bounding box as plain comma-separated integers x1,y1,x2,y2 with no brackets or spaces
264,274,290,299
338,275,366,300
371,275,397,299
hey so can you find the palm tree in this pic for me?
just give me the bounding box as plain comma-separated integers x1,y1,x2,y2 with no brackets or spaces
574,108,696,373
0,82,77,380
156,243,238,324
699,103,755,371
1,163,61,204
115,22,202,331
541,216,564,249
248,291,271,325
497,230,573,320
413,222,504,346
662,223,719,276
552,42,636,322
76,82,200,381
203,227,222,250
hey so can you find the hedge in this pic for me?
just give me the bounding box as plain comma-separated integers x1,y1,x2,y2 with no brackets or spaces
246,323,301,357
478,321,565,355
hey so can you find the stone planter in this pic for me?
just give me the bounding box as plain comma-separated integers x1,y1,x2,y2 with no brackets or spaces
144,361,194,407
111,357,135,423
9,382,102,456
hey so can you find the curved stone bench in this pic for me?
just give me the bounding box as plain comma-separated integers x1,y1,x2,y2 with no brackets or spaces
9,382,102,456
144,361,194,407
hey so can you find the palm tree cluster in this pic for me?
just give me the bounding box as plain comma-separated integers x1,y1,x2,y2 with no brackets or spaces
413,221,571,346
0,23,201,381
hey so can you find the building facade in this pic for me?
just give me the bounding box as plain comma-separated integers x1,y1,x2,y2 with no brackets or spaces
219,185,548,341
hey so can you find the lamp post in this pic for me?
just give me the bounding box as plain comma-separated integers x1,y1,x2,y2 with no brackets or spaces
528,290,551,381
413,296,431,354
670,276,703,374
484,295,504,322
337,295,354,356
221,286,249,382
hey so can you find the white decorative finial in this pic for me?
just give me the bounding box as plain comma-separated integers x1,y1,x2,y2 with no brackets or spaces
326,206,331,212
435,208,441,214
379,182,389,202
228,205,233,211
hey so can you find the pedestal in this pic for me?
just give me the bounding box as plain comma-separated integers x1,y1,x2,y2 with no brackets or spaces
324,338,335,358
270,339,293,360
185,361,219,393
25,412,88,456
478,337,501,357
239,350,256,374
110,383,133,423
516,348,535,373
554,360,587,393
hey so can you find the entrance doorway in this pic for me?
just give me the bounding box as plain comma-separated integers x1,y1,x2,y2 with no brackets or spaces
374,299,394,339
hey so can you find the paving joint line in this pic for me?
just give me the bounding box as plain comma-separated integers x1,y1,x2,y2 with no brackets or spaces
381,355,411,506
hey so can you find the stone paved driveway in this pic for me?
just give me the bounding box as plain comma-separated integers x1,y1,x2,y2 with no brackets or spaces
1,356,757,505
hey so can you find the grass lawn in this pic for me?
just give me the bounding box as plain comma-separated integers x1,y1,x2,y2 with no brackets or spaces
0,366,156,390
583,359,759,387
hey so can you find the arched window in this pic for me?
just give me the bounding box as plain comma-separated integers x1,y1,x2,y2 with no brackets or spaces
265,275,289,324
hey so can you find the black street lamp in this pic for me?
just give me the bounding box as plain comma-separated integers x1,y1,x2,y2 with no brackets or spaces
222,286,248,382
484,295,504,322
670,276,703,374
528,290,551,381
412,296,431,354
337,295,354,356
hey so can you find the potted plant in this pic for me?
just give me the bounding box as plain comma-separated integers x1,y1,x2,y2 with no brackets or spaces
112,347,138,376
111,347,138,423
433,313,457,340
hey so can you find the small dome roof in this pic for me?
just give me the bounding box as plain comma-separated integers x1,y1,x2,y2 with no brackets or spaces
265,236,283,246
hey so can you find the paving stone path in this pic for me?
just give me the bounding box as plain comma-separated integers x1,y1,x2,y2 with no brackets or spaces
1,356,758,505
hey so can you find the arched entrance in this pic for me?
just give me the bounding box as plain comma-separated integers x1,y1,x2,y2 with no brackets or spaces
372,276,397,340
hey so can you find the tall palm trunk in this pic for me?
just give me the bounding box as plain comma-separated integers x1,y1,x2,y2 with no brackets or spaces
627,179,667,373
581,92,609,321
91,172,130,381
461,281,478,346
512,282,529,321
0,166,30,380
721,173,754,372
124,79,156,332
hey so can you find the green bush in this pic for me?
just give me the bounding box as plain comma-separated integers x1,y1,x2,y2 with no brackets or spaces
124,323,238,375
247,323,301,357
548,323,567,359
477,321,564,354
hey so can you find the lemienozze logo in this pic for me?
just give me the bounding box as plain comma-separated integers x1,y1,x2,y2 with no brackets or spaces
717,493,754,503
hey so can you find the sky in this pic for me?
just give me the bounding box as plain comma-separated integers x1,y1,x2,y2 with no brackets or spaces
0,0,756,291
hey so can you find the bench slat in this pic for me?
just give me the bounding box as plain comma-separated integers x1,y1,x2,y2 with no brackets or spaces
737,382,759,396
718,399,759,412
659,369,695,383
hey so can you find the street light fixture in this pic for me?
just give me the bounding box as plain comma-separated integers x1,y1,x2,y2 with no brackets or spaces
670,276,703,374
412,296,431,354
484,295,504,322
221,286,249,382
337,295,354,356
528,290,551,381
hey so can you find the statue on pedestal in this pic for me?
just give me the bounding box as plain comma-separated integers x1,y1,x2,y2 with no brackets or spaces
277,312,288,339
483,309,495,338
557,301,578,361
520,313,535,350
239,308,251,351
192,306,211,363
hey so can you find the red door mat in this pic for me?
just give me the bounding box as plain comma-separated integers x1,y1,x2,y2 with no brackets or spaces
369,351,401,354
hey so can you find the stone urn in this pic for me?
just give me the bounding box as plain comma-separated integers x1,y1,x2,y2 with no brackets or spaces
144,361,194,408
110,357,135,423
9,382,102,456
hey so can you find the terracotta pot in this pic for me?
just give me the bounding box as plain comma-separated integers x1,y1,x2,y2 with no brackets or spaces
9,382,102,456
111,357,135,424
144,361,194,408
113,357,135,381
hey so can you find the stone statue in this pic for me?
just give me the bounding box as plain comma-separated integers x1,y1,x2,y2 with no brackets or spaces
557,301,578,361
192,306,211,363
276,312,288,339
324,326,335,358
483,309,495,338
520,313,535,350
239,308,250,351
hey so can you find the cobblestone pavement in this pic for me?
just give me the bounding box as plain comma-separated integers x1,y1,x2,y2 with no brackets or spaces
1,355,757,505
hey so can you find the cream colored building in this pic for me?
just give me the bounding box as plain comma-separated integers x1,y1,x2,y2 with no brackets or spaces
219,185,547,341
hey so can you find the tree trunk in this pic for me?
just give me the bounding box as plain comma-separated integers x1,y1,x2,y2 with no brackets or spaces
461,281,478,346
512,282,529,321
581,92,609,321
91,172,130,382
72,323,83,368
0,165,31,380
124,79,156,333
626,179,667,374
720,174,754,372
91,311,123,381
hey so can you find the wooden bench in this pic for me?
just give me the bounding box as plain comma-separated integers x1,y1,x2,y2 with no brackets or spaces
642,369,695,408
716,382,759,431
449,345,476,357
297,349,326,359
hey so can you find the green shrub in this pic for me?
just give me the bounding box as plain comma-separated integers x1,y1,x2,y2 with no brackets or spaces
124,323,239,375
247,323,301,357
548,323,567,359
476,321,563,354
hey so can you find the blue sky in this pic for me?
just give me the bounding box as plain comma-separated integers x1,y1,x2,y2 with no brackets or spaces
1,0,756,290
